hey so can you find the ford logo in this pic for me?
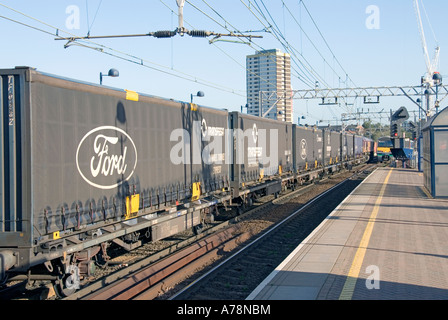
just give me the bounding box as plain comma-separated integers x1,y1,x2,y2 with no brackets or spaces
76,126,138,189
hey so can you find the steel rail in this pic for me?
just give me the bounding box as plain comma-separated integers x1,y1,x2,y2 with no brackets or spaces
167,168,370,300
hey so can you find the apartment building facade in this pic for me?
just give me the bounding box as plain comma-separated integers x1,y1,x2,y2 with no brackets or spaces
246,49,292,122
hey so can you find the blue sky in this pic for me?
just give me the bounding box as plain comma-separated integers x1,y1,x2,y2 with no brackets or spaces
0,0,446,127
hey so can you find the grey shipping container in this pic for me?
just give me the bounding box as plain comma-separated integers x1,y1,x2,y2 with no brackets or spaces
230,112,292,195
322,129,332,165
315,128,324,166
344,132,355,160
354,135,364,158
293,125,321,171
0,67,229,273
330,131,341,163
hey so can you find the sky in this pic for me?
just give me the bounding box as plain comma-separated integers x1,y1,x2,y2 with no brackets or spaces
0,0,446,128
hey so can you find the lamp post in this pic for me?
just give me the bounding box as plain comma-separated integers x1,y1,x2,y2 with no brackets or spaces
424,88,430,116
416,97,422,133
191,91,204,103
433,72,442,114
100,68,119,85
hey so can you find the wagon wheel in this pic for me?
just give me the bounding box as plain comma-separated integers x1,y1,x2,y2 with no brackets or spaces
53,265,80,298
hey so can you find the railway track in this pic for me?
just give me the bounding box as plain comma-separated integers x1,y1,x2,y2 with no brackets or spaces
167,167,374,300
58,164,376,300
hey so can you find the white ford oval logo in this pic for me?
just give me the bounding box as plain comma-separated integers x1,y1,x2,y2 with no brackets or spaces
300,139,307,160
76,126,138,189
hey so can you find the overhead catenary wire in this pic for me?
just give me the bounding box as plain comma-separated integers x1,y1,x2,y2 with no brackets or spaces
251,0,321,87
300,0,357,88
57,0,264,44
0,2,246,97
192,0,317,88
239,0,318,89
190,0,353,116
248,0,358,109
255,0,363,120
300,0,379,118
86,0,103,36
191,0,364,119
246,0,354,98
179,0,314,90
196,0,355,121
242,0,356,118
253,0,347,92
176,0,319,120
2,1,366,123
245,0,318,88
162,0,292,107
280,0,346,86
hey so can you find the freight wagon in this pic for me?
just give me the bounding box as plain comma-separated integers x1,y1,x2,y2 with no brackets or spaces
0,67,231,295
230,112,293,200
0,67,374,296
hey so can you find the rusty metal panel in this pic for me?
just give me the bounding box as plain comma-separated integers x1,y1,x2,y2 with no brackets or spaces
151,211,200,241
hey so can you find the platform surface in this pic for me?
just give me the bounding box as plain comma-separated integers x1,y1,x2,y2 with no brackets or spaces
247,168,448,300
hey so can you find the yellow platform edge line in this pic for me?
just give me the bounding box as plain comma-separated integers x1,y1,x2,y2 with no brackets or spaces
339,168,393,300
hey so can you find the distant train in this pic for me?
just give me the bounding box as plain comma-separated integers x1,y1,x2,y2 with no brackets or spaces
0,67,376,296
378,136,415,162
377,136,393,162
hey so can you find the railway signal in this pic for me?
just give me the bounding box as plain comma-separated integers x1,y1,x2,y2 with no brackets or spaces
390,123,399,137
408,121,418,140
391,106,409,123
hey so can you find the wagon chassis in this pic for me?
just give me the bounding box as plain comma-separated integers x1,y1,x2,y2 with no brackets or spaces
1,155,364,296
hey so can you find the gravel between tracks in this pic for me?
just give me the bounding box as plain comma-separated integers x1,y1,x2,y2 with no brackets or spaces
157,169,370,300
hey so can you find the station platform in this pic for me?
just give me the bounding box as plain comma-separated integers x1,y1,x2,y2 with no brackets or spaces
247,167,448,300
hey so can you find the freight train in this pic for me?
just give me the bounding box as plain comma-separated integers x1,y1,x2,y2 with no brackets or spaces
0,67,376,296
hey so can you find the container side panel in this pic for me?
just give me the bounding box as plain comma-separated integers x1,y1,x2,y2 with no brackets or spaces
1,75,23,233
190,107,229,194
30,81,187,236
0,76,3,232
294,126,315,170
330,132,341,161
235,114,291,181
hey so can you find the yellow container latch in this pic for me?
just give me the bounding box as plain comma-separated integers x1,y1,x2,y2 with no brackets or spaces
125,194,140,220
125,89,139,101
191,182,201,201
259,169,264,181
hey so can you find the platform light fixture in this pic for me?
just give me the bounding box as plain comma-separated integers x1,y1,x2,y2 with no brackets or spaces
433,72,442,114
100,68,119,85
191,91,204,103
